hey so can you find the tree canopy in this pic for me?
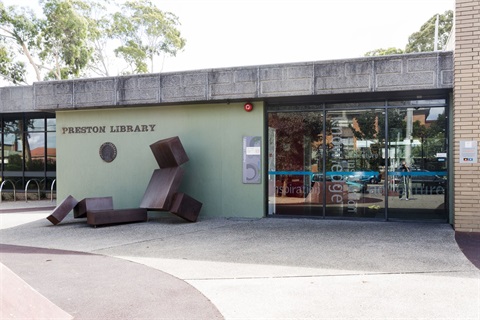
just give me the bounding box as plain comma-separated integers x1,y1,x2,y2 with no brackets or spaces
364,47,405,57
0,0,186,84
364,10,453,57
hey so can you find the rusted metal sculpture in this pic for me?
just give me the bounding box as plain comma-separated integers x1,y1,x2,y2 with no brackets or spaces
170,193,203,222
86,208,147,227
74,197,114,218
150,136,189,168
141,136,202,222
46,195,78,225
47,136,201,227
140,167,185,210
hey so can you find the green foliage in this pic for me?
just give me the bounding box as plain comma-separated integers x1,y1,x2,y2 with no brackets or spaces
0,43,27,84
385,109,407,141
268,113,322,172
0,3,42,82
114,40,148,74
406,10,453,53
364,47,404,57
40,0,94,78
364,10,453,56
111,0,186,74
0,0,94,82
26,159,45,171
349,111,378,140
0,0,186,83
6,154,22,170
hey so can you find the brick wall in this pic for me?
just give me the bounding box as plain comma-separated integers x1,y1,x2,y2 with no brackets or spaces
454,0,480,232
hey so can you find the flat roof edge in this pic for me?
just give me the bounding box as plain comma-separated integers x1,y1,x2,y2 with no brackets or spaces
0,51,453,113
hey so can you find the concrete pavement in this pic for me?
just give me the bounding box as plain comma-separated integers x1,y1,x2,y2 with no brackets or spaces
0,201,479,319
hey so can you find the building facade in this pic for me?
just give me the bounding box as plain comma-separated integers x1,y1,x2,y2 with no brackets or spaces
453,0,480,231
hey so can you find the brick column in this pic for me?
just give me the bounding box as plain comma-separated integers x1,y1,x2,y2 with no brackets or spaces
454,0,480,232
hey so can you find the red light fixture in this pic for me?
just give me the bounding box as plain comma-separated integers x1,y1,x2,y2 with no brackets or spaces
244,102,253,112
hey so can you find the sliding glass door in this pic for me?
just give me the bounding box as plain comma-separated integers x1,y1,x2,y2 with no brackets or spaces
386,105,448,220
324,108,385,218
267,99,448,222
268,111,323,216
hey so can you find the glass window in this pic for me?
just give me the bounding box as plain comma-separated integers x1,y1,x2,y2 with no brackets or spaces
26,132,45,172
46,132,56,172
2,118,23,172
46,118,56,132
26,118,46,132
327,101,385,109
388,99,447,107
1,113,57,200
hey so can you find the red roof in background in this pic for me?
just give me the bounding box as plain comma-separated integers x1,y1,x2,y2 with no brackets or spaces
30,147,56,158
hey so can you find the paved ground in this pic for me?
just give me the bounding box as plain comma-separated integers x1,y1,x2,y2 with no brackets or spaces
0,200,479,319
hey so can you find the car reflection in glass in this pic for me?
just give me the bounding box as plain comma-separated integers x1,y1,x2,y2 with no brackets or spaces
345,169,381,184
311,173,367,193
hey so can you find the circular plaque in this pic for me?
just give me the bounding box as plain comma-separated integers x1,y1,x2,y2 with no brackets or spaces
99,142,117,163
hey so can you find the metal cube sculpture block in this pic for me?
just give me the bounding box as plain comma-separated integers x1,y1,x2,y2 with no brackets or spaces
87,208,148,227
150,136,189,168
140,167,184,211
74,197,114,218
170,193,202,222
142,136,202,221
46,195,79,225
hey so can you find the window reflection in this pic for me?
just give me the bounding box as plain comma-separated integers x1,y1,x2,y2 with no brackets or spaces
2,119,23,171
47,132,56,172
1,114,56,199
47,118,56,132
26,132,45,172
267,102,448,221
26,118,45,131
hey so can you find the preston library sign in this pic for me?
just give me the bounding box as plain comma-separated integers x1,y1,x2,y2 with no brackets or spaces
61,124,157,134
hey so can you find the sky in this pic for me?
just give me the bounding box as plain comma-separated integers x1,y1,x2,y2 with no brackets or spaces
2,0,455,75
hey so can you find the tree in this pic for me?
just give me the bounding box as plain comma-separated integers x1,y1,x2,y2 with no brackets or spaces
0,0,94,82
80,0,116,77
0,42,27,84
364,10,453,56
364,47,404,57
111,0,186,74
40,0,94,80
405,10,453,53
0,3,43,82
0,0,186,82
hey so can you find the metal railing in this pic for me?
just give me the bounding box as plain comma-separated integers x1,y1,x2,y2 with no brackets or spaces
25,179,41,202
50,179,56,202
0,180,16,203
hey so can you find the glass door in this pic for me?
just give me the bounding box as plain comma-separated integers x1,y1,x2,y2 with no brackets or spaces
386,106,448,220
267,100,448,221
268,110,323,216
324,109,385,219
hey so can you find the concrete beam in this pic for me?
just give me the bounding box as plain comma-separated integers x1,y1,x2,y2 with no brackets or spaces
0,51,453,113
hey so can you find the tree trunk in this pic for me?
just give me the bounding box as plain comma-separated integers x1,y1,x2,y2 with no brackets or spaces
21,42,42,82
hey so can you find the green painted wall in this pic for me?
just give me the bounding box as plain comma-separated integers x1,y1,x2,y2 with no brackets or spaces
56,102,264,219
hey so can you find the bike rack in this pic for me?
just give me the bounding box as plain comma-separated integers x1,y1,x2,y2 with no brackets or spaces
25,179,41,202
51,179,56,202
0,180,16,203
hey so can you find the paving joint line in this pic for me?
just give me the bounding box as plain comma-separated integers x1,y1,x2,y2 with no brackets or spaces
184,269,479,281
91,220,246,253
